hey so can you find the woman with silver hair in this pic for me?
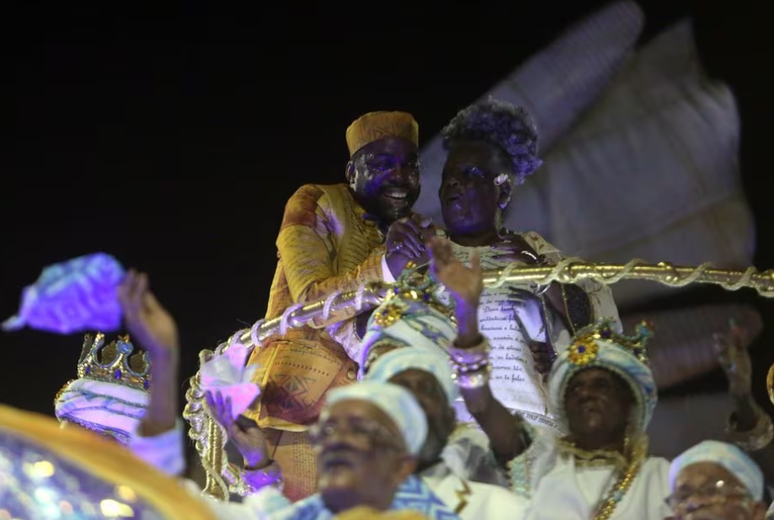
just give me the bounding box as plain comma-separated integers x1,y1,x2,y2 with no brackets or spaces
429,97,621,434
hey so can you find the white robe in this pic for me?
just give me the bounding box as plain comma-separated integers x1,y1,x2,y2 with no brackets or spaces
511,427,672,520
127,419,186,476
420,462,527,520
442,426,510,487
526,455,671,519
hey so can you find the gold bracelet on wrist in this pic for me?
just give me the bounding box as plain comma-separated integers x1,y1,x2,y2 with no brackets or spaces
449,337,491,366
453,363,492,390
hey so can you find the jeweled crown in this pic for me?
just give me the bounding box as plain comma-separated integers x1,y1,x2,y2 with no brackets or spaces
569,319,653,365
77,332,151,391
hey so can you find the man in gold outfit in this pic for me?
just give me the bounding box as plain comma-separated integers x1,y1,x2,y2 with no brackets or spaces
246,111,432,500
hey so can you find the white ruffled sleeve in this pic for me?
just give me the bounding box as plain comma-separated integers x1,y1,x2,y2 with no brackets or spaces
128,420,185,477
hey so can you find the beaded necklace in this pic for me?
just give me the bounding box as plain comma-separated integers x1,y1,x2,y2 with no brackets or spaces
557,436,648,520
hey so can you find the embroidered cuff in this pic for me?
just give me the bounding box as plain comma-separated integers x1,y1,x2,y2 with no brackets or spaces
129,419,185,476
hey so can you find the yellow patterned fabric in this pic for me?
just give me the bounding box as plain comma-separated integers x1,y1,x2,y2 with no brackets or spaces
346,112,419,156
246,183,388,500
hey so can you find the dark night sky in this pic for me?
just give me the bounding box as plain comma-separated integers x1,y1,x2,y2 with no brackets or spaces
5,1,765,417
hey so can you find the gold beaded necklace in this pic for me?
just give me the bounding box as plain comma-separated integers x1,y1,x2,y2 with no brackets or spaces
591,454,644,520
558,436,648,520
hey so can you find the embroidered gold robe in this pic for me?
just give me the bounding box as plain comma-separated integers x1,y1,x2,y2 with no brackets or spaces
245,183,389,500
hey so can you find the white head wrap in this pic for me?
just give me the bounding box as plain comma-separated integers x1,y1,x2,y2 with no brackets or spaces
55,379,148,445
669,440,764,500
325,382,428,456
548,319,656,433
365,347,457,405
359,286,456,379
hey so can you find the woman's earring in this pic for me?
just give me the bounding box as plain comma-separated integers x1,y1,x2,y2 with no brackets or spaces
494,173,509,186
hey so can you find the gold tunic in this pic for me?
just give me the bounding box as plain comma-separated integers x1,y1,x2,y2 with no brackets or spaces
246,183,387,500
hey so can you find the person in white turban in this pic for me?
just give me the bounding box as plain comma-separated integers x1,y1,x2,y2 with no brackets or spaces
360,272,509,486
667,440,767,519
200,381,462,520
430,98,622,435
365,346,528,519
429,236,671,520
359,269,513,486
359,272,458,378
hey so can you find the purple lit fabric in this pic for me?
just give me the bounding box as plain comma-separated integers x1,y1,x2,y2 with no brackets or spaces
0,428,166,519
2,253,125,334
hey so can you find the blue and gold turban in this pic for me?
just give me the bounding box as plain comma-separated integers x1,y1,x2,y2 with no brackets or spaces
366,347,457,405
669,440,764,500
548,319,656,432
326,382,428,455
359,272,456,378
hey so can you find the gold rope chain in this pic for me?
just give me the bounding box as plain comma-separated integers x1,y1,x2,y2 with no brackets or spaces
184,258,774,498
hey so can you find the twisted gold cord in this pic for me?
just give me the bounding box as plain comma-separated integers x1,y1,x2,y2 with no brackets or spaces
184,259,774,498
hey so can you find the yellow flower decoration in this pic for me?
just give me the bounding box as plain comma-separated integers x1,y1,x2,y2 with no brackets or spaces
372,302,405,328
568,338,599,366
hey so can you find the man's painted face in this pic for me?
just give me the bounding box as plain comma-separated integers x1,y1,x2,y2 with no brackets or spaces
348,137,420,224
439,140,512,234
668,462,763,520
388,369,455,467
311,400,411,513
564,368,634,441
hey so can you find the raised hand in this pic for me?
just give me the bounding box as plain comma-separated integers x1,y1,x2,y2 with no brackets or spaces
117,269,179,360
428,236,483,308
714,319,753,399
119,269,179,436
206,391,271,469
385,215,434,278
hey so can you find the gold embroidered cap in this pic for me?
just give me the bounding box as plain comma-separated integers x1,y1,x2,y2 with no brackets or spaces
346,111,419,156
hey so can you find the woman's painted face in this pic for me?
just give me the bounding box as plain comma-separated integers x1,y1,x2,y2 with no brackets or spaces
439,140,511,234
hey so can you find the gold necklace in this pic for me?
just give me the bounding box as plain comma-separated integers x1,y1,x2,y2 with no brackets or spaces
558,436,648,520
591,455,644,520
592,436,648,520
556,439,628,470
